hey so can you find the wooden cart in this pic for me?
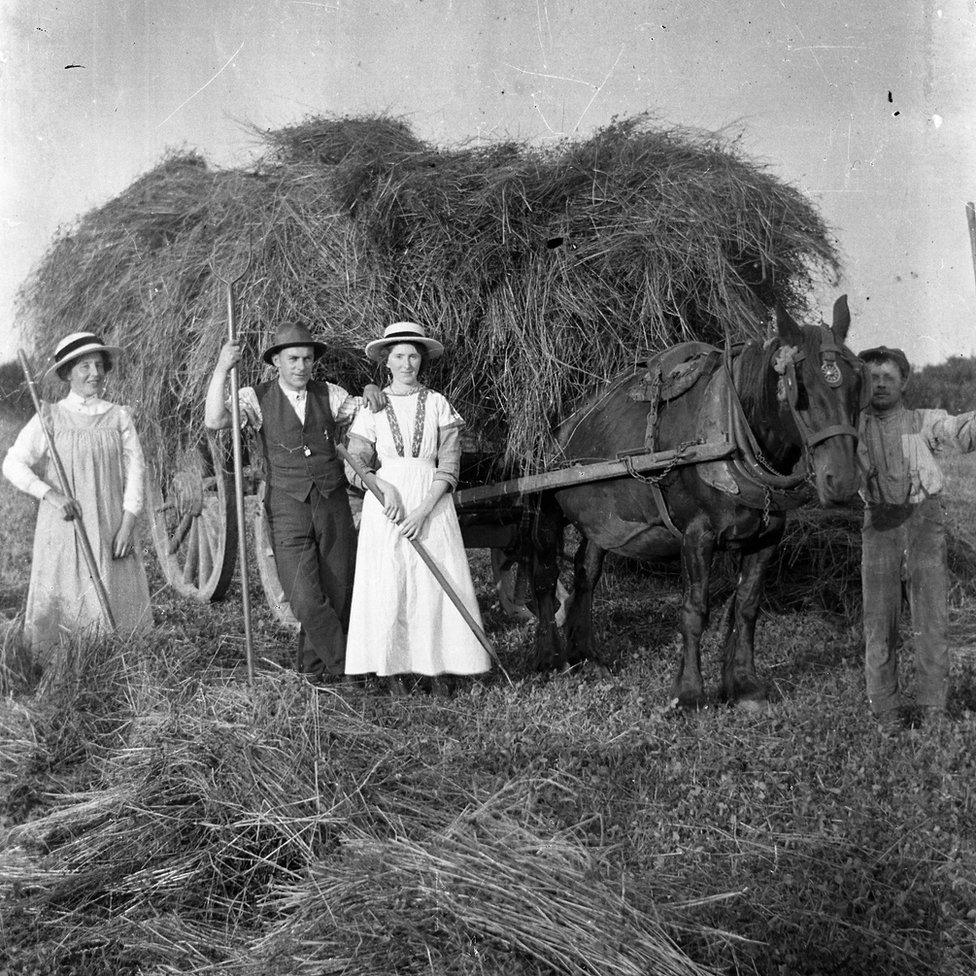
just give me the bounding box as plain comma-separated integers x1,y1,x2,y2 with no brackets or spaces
145,431,733,624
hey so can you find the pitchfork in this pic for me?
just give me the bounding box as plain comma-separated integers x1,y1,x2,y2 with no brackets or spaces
210,238,255,685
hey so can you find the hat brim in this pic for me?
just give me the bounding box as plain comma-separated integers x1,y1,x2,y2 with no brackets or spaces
262,340,330,365
45,343,121,379
858,346,910,376
365,335,445,363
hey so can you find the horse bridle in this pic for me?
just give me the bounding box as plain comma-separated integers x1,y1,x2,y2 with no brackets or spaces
728,329,868,492
776,329,868,453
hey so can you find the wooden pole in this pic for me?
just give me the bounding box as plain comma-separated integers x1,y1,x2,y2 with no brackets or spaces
224,279,256,686
453,440,733,508
337,443,510,685
17,349,117,631
966,203,976,294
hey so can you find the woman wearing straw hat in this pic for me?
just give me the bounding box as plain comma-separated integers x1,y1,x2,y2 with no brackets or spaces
344,322,490,692
2,332,152,657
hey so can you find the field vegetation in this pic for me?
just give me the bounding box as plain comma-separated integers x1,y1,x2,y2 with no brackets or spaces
2,404,976,975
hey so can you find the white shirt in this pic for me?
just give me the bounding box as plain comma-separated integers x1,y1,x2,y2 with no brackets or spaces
1,392,146,515
236,379,362,428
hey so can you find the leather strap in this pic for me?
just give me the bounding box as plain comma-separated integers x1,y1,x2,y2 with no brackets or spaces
649,482,683,540
803,422,858,448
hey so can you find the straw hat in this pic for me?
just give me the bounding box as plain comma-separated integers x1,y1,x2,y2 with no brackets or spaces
46,331,120,379
262,324,329,364
364,322,444,363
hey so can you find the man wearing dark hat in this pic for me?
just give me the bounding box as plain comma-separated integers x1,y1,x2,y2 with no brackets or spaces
204,325,383,681
858,345,976,731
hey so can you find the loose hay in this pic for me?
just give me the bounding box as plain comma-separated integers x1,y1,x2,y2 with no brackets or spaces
232,811,716,976
16,113,838,473
1,656,718,975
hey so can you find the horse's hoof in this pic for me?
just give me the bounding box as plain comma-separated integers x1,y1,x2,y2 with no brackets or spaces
668,688,705,711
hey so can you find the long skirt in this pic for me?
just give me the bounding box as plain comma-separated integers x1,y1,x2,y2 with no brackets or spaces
345,456,489,676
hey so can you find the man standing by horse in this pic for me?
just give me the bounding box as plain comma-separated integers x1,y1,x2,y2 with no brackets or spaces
205,324,383,683
858,345,976,731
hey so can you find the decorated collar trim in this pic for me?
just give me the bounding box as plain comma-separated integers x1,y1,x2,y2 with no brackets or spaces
385,387,429,458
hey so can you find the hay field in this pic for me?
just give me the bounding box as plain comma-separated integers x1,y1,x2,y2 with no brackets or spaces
2,409,976,976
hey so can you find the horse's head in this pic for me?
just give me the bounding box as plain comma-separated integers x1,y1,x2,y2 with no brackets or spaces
772,295,867,506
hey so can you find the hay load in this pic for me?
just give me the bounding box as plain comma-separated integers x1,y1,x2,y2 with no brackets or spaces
17,113,838,473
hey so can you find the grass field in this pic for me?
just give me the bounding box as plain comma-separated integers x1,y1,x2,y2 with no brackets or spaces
2,410,976,976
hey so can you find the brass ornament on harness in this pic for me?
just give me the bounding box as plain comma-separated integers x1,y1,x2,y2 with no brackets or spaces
822,361,842,386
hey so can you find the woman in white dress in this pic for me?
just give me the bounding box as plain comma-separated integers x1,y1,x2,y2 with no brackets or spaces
2,332,152,661
344,322,490,690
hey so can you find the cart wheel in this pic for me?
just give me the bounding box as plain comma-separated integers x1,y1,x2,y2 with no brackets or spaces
490,548,569,625
146,432,237,601
253,481,300,630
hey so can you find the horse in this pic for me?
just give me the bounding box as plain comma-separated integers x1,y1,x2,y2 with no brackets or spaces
525,296,867,710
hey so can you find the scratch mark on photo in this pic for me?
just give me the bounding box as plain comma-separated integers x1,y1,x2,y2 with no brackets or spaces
157,40,246,129
572,46,623,133
504,62,591,87
530,91,557,134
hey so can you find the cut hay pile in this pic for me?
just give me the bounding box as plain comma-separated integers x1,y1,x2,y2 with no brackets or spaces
767,491,976,613
0,642,720,976
17,113,838,472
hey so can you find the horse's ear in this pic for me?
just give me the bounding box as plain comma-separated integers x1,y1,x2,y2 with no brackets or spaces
831,294,851,345
775,302,804,346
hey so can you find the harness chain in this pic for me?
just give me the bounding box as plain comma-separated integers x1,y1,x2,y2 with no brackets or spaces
623,440,697,486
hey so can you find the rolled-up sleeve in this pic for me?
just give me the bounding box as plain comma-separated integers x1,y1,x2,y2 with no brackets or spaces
330,383,363,428
432,393,465,491
119,408,146,516
433,424,462,491
1,414,52,501
926,410,976,454
228,387,262,429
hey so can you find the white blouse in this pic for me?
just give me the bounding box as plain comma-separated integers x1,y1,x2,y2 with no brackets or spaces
1,391,146,515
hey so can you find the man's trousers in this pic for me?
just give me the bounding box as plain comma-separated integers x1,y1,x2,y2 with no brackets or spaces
861,496,949,715
264,483,356,676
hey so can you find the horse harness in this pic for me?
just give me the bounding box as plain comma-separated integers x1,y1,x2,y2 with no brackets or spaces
627,331,868,538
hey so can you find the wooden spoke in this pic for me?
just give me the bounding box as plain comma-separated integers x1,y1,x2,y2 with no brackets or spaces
167,511,194,555
146,431,238,602
182,520,200,584
197,516,214,584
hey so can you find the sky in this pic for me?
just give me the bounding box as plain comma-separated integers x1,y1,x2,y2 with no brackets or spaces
2,0,975,366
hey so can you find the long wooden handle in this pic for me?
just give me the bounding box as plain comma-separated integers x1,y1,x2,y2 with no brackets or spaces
337,443,510,684
17,349,117,632
966,203,976,294
224,280,255,685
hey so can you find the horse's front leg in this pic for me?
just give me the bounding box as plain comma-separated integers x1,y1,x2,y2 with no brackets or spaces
527,496,565,670
720,528,782,710
672,513,715,708
564,535,607,668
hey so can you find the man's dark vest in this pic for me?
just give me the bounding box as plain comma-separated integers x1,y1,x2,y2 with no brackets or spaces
255,380,346,502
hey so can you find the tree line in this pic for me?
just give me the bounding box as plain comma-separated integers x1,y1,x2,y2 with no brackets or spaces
905,355,976,413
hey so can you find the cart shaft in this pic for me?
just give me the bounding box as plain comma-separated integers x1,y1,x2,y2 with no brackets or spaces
453,440,734,508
